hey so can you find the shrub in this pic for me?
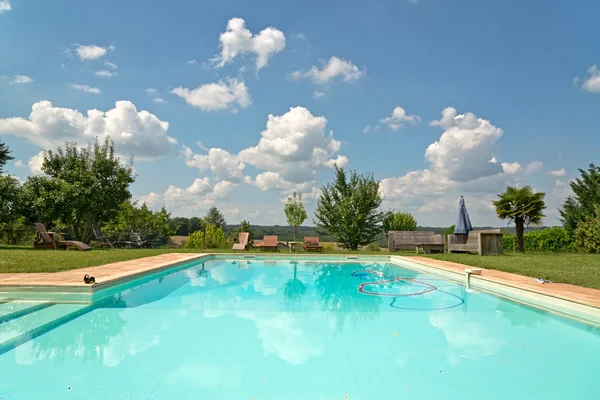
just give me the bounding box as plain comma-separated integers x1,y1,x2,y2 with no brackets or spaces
502,227,573,252
186,224,230,249
574,216,600,253
383,210,417,232
322,243,335,251
366,242,380,252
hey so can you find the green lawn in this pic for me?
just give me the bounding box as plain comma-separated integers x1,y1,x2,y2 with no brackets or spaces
2,246,599,290
422,253,600,290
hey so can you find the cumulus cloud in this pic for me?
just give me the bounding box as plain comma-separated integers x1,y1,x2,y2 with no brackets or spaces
290,56,364,84
69,83,101,94
171,78,251,112
548,169,566,178
378,107,421,131
146,88,166,104
183,106,346,193
12,75,33,84
0,100,176,160
0,0,11,14
213,17,286,70
135,192,162,208
524,161,543,175
95,70,117,78
28,151,45,175
186,59,197,66
577,65,600,93
74,44,113,61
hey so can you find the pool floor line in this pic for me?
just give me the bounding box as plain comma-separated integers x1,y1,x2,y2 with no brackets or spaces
0,302,53,325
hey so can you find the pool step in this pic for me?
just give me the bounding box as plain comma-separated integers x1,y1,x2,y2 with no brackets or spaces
0,301,53,324
0,303,89,355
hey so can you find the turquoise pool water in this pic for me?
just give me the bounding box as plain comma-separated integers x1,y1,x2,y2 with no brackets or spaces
0,257,599,399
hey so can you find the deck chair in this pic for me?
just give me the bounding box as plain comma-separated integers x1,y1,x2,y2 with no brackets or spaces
261,236,279,252
304,236,322,252
130,232,158,248
92,225,117,249
232,232,249,250
33,223,92,251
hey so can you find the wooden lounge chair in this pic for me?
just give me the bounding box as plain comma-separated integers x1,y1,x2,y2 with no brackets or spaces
130,232,157,248
304,236,322,252
92,225,117,249
33,223,92,251
232,232,250,250
261,236,279,252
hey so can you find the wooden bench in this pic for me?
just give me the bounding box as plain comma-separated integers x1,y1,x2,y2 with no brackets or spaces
388,231,446,252
448,229,504,256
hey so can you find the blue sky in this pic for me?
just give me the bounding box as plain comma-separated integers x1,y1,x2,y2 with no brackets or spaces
1,0,599,226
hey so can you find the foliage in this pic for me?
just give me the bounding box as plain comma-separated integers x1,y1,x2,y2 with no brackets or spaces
492,186,546,253
573,216,600,253
314,166,384,250
560,164,600,236
366,242,380,251
0,175,20,225
383,210,417,232
20,139,135,243
444,225,456,235
0,140,14,174
105,201,174,243
502,227,572,253
186,224,230,249
223,224,335,242
284,192,307,241
233,220,254,242
169,216,203,236
204,207,226,229
322,243,334,251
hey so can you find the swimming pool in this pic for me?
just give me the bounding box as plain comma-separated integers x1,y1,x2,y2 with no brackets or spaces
0,257,598,399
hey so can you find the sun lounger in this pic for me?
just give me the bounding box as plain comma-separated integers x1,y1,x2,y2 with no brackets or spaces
261,236,279,252
34,223,92,251
304,236,322,252
232,232,249,250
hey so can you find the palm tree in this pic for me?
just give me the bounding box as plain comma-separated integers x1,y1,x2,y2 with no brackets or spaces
492,186,546,253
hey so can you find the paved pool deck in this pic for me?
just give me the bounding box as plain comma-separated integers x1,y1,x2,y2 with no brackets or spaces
0,253,598,310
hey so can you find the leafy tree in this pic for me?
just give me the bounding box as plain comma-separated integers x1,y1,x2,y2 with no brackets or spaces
19,175,69,228
383,210,417,232
188,217,204,234
0,141,14,174
492,186,546,253
284,192,307,241
573,215,600,253
204,207,226,229
23,139,135,243
560,163,600,235
234,220,254,241
106,201,174,243
186,224,229,249
0,175,30,244
314,166,384,250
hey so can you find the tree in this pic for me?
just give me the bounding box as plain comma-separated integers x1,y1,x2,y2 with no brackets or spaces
0,141,14,174
106,201,174,243
559,163,600,235
186,224,229,249
383,210,417,232
573,215,600,253
284,192,307,241
314,166,384,250
24,139,135,243
234,220,254,241
492,186,546,253
204,207,225,229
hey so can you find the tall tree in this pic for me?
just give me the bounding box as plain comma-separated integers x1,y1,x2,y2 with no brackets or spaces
234,220,254,241
0,175,20,225
0,141,14,174
314,166,384,250
284,192,307,241
559,163,600,235
22,139,135,243
204,207,225,229
492,186,546,253
383,210,417,232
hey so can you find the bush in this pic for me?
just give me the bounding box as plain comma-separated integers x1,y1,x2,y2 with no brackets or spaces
322,243,334,251
366,242,380,252
502,227,573,252
0,218,34,245
574,217,600,253
186,224,230,249
383,210,417,232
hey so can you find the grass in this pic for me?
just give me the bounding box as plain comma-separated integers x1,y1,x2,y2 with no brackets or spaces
422,253,600,290
2,245,599,290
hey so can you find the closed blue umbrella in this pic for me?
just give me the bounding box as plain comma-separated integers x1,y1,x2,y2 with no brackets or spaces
454,196,473,235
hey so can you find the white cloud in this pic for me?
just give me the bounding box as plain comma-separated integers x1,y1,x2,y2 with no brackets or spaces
0,0,11,14
0,100,176,160
548,168,566,178
12,75,33,84
378,106,421,131
196,141,209,151
28,151,45,175
154,178,237,215
501,162,521,175
69,83,101,94
171,78,251,112
14,160,23,168
74,44,112,61
313,91,325,99
225,208,240,217
525,161,543,175
186,59,197,66
146,88,157,95
182,106,347,194
135,192,161,208
213,17,286,70
578,65,600,93
104,61,118,69
290,56,365,84
95,70,116,78
363,126,371,133
249,210,260,218
152,98,166,104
